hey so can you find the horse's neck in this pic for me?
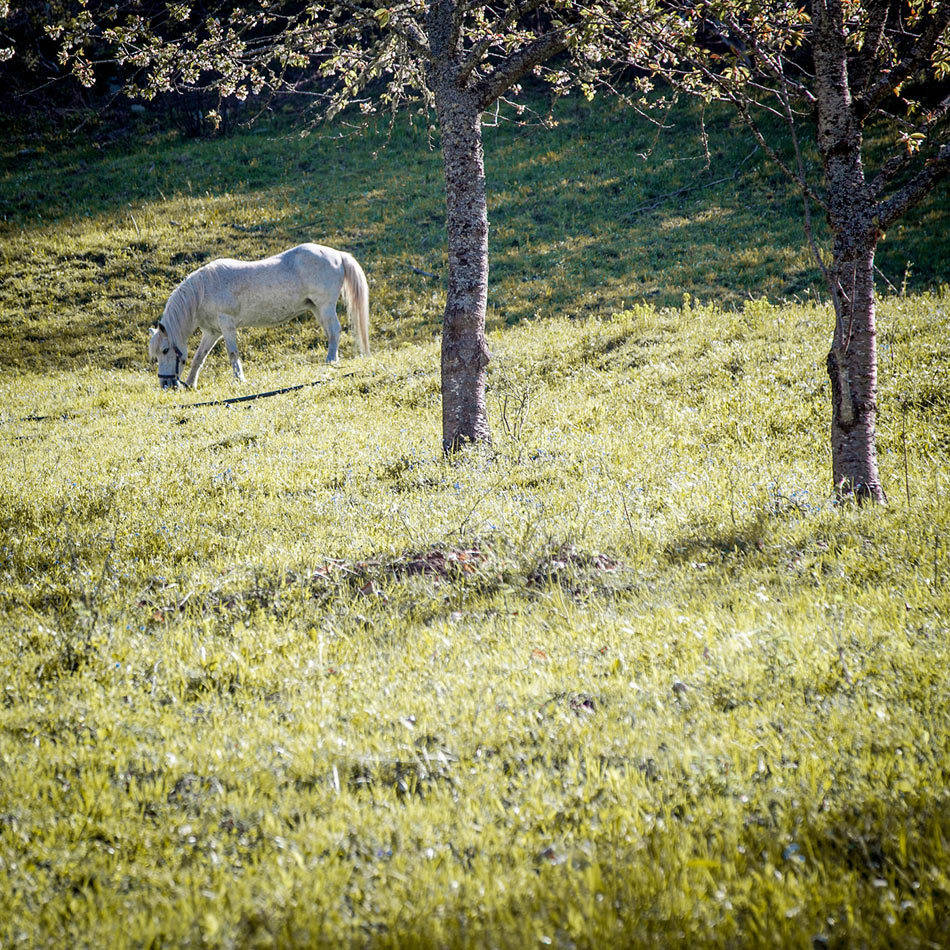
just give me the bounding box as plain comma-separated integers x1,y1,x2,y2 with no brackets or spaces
165,279,199,343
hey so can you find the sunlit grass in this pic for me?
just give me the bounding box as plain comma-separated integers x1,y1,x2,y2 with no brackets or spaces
3,95,948,373
2,289,950,948
1,95,950,948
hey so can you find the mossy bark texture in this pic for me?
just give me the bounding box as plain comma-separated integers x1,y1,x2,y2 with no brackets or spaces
427,6,492,454
433,89,492,453
814,0,885,503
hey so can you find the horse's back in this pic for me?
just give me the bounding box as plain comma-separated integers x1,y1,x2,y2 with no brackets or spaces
189,244,346,325
275,243,346,277
199,246,336,289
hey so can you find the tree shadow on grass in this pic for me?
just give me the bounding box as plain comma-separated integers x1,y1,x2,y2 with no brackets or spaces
2,96,948,375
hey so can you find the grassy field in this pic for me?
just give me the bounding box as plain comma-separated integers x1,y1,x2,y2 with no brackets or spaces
1,96,950,948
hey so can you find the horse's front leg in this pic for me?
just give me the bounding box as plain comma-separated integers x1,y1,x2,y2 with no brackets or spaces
217,315,245,382
184,330,221,389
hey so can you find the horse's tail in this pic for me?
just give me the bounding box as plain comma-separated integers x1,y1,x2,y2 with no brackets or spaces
341,253,370,356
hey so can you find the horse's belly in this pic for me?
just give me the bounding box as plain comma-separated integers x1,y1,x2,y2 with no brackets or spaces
229,284,311,326
242,300,306,326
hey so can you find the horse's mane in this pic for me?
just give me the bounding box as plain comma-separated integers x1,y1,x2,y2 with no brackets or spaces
160,270,204,342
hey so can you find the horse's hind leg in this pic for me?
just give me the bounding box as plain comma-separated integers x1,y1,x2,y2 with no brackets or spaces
315,301,341,363
184,329,221,389
217,315,246,381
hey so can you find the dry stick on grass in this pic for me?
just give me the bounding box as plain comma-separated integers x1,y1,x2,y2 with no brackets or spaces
620,490,638,542
902,405,912,507
935,529,941,590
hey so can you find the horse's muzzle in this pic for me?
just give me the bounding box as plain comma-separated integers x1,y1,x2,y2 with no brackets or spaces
160,376,180,390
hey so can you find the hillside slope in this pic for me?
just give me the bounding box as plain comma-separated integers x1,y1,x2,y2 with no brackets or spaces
1,98,949,949
1,95,947,372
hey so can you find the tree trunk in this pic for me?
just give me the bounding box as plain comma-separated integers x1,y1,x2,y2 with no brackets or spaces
432,81,492,453
826,236,885,502
813,0,886,503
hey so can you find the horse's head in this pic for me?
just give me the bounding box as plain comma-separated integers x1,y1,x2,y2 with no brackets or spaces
148,324,188,390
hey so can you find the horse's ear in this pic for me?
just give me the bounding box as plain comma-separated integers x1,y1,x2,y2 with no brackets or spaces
148,325,163,360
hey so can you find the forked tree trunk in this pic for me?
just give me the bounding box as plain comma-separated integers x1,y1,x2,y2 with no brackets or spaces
423,0,570,453
432,84,492,453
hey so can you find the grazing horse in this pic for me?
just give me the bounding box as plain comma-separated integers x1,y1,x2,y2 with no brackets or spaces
147,243,370,389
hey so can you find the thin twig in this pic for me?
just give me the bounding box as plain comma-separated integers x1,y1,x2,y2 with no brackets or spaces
620,491,637,542
637,93,679,161
776,60,830,286
624,146,758,219
902,407,912,507
874,264,899,294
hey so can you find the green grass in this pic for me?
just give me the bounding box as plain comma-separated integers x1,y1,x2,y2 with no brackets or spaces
2,95,947,373
1,96,949,948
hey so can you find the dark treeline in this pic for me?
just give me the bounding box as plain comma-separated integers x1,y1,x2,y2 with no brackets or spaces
1,0,311,133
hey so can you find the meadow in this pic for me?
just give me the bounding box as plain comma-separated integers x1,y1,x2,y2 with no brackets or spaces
1,94,949,948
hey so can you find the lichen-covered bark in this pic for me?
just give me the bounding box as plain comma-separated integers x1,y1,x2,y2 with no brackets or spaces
427,4,492,453
825,242,884,501
814,0,885,502
435,97,492,452
420,0,576,453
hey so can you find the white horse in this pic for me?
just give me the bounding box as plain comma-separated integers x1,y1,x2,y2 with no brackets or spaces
148,243,369,389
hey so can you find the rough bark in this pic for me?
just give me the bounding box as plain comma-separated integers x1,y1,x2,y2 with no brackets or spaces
825,240,885,502
423,0,573,453
651,0,950,501
436,96,492,452
813,0,886,502
427,18,492,453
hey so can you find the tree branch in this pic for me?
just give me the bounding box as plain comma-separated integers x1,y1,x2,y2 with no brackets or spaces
721,16,817,107
877,139,950,231
457,0,549,87
648,29,828,210
472,25,572,110
775,53,832,282
850,0,894,96
855,2,950,117
333,0,430,58
869,91,950,196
